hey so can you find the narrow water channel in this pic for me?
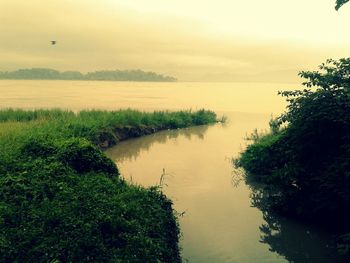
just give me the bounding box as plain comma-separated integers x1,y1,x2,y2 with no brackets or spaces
105,112,340,263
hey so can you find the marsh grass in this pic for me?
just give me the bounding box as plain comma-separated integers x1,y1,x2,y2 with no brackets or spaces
0,108,217,144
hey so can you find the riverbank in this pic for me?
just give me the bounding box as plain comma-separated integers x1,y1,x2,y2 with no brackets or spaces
0,108,217,262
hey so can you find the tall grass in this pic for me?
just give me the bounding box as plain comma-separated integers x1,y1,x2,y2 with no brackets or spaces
0,108,217,148
0,108,217,126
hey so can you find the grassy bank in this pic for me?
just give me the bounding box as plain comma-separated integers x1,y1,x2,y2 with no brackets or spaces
0,108,218,262
0,108,217,148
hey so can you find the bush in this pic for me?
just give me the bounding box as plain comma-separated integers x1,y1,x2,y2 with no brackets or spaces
57,138,119,175
236,58,350,256
238,58,350,217
0,136,181,262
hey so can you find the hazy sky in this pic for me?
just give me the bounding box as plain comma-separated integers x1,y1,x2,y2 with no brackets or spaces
1,0,350,82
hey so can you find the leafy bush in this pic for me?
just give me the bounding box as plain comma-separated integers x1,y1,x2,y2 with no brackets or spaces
236,58,350,255
1,135,181,263
336,0,349,10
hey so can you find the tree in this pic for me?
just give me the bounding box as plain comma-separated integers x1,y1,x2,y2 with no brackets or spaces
236,58,350,258
237,58,350,219
336,0,349,10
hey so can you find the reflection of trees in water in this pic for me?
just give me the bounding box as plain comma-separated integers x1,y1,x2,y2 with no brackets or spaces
248,185,350,263
106,125,211,162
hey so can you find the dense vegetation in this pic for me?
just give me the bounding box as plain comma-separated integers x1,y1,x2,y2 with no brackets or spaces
0,68,176,82
336,0,349,10
235,58,350,257
0,108,217,262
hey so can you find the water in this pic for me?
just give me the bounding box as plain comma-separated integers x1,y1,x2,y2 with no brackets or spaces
106,113,286,263
0,80,339,262
105,114,340,263
0,80,295,113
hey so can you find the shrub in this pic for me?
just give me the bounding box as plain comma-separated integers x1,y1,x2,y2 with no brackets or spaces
236,59,350,256
238,58,350,218
0,136,181,262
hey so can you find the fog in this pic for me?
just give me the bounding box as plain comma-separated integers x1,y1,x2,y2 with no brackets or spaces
1,0,349,81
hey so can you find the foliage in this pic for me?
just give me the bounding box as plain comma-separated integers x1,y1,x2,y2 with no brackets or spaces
0,137,180,262
236,58,350,256
336,0,349,10
0,68,176,82
0,108,218,262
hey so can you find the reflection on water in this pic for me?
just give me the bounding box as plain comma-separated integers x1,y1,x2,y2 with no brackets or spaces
247,184,350,263
106,113,287,263
106,110,348,263
259,211,339,263
105,125,209,163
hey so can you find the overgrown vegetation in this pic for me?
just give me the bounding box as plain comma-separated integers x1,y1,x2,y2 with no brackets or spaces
336,0,349,10
0,108,218,262
235,58,350,257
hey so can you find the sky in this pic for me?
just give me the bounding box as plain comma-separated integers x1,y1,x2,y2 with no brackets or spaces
0,0,350,82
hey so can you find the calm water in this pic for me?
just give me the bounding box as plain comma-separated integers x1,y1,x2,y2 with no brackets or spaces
0,80,295,113
0,80,339,262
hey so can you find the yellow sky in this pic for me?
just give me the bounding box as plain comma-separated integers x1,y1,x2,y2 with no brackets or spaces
0,0,349,82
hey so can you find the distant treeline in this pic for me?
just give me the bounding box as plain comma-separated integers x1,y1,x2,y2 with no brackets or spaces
0,68,177,82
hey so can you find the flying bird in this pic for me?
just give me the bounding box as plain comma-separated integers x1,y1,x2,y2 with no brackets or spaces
51,40,57,45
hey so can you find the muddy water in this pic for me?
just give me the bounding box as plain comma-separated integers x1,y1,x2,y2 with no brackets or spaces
0,80,295,113
105,113,285,262
0,80,338,262
105,112,338,263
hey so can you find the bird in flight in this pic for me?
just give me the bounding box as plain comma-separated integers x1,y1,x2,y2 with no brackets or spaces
51,40,57,45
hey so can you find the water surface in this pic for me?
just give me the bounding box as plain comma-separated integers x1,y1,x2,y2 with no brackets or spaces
0,80,295,113
0,80,338,262
105,112,341,263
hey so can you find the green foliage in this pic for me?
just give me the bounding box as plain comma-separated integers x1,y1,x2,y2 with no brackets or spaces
236,58,350,256
336,0,349,10
21,137,118,175
0,137,180,262
0,108,218,262
0,68,176,82
236,131,288,183
0,108,75,122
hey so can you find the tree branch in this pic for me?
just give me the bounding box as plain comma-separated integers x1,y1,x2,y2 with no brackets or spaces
336,0,349,10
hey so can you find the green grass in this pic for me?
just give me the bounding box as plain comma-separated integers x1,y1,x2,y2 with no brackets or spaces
0,108,217,150
235,129,288,183
0,108,218,262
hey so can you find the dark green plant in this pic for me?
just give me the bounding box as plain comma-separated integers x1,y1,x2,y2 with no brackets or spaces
0,137,181,262
336,0,349,10
236,58,350,257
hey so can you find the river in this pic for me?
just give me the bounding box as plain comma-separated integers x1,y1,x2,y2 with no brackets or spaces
0,80,340,262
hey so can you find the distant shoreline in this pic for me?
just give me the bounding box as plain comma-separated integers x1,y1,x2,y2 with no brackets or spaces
0,68,177,82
